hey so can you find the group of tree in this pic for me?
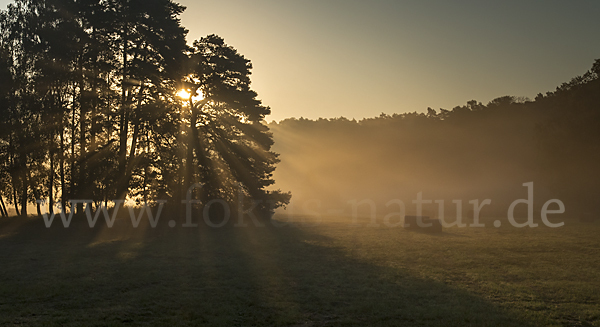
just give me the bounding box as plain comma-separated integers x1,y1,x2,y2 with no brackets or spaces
0,0,290,218
270,59,600,216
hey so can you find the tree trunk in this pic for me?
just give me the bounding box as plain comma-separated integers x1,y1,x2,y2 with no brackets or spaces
8,135,19,217
70,94,76,209
28,169,42,217
90,32,98,154
116,22,129,200
49,147,54,214
185,97,195,191
20,165,27,217
36,199,42,217
78,60,87,214
12,185,19,217
60,123,66,207
0,196,8,217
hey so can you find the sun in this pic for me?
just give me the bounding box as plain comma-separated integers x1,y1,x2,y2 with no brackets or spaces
176,89,205,102
176,89,190,99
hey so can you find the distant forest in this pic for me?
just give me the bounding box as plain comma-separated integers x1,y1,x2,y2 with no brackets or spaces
270,59,600,218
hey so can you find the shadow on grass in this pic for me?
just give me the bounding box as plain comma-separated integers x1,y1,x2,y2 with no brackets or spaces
0,215,533,326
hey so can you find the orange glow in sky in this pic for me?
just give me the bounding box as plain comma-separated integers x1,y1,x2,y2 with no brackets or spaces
177,0,600,122
2,0,598,122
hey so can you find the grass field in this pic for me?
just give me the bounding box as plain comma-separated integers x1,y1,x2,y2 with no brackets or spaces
0,213,598,326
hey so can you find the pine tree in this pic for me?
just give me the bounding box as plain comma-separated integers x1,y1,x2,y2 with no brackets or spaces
177,35,290,218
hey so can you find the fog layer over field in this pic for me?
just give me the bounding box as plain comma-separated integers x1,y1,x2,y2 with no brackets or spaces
269,68,600,220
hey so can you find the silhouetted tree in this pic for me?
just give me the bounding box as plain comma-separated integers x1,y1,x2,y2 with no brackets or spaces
173,35,290,216
0,0,289,218
0,43,13,217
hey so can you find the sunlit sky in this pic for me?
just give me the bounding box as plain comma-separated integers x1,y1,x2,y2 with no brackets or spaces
2,0,599,121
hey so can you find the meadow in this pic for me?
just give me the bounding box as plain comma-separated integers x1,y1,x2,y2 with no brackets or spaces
0,213,598,326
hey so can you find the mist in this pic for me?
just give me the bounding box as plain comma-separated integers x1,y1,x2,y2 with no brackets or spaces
269,71,600,221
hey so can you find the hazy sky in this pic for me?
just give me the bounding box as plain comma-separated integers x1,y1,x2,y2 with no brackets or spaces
2,0,599,121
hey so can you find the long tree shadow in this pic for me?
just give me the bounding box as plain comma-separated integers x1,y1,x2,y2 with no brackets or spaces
0,215,534,326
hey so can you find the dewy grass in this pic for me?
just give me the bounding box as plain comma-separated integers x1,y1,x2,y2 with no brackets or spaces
0,214,598,326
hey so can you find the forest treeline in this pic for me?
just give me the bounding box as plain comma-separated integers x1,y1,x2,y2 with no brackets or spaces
0,0,290,218
270,60,600,217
